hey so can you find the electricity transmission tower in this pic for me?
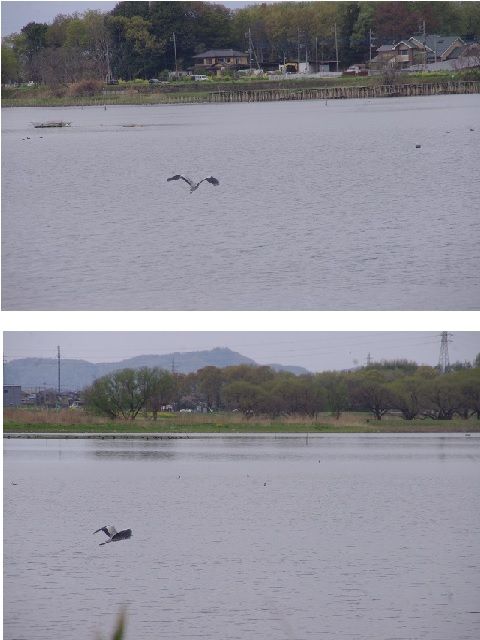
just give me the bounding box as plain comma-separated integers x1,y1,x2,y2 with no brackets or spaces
438,332,452,373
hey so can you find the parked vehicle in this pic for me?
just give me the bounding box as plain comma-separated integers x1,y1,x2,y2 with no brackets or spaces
343,64,368,76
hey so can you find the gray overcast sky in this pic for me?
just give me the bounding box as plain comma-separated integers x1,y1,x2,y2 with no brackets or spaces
1,1,254,36
2,1,117,35
3,332,480,371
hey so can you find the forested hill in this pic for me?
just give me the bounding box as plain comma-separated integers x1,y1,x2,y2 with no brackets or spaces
2,1,479,84
4,347,308,390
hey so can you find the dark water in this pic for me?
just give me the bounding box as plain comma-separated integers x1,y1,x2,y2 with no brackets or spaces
2,95,479,310
4,434,480,640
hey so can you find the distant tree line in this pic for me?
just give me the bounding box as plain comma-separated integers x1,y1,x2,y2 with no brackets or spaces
2,1,480,84
83,357,480,421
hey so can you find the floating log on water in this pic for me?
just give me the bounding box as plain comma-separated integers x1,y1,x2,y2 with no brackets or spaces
33,121,71,128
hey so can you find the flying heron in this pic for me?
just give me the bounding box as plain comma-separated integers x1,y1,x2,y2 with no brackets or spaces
167,175,219,193
93,525,132,546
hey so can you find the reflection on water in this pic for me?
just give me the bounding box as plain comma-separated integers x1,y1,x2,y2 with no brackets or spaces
2,95,479,310
4,435,480,640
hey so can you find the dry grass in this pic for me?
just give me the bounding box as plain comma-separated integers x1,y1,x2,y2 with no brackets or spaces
4,407,477,433
3,407,110,426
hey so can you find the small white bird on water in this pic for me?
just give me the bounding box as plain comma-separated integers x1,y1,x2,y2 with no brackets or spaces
93,525,132,546
167,174,219,193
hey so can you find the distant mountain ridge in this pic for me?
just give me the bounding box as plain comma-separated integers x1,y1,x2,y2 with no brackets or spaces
4,347,308,391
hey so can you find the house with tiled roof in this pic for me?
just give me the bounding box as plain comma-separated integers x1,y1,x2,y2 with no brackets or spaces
193,49,249,72
408,35,465,63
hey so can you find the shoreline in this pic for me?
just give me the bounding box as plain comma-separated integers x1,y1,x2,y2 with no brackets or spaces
4,430,478,439
3,80,479,108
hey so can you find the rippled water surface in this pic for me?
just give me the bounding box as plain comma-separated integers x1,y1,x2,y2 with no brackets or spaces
4,434,480,640
2,95,479,309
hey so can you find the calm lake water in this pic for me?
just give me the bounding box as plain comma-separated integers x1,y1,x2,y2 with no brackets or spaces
4,434,480,640
2,95,479,310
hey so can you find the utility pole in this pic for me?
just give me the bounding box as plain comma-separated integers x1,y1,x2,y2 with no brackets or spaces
438,332,452,374
422,20,427,70
172,32,178,75
334,22,339,72
298,27,301,69
366,352,372,366
171,356,176,376
369,28,375,63
248,28,252,70
57,345,61,395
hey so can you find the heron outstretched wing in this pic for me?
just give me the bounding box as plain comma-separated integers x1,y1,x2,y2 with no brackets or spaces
94,525,117,537
167,174,194,187
200,176,219,186
113,528,132,541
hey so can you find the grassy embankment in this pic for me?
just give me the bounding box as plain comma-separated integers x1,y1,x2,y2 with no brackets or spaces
1,71,468,107
3,407,478,434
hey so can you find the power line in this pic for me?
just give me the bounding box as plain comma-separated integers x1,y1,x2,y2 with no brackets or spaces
3,333,444,361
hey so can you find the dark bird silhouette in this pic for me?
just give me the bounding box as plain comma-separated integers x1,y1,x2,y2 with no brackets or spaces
167,174,219,193
93,525,132,546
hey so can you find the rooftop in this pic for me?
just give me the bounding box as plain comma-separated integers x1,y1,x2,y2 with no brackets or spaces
193,49,247,58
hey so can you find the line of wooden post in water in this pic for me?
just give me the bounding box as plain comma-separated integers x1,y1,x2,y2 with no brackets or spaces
206,81,480,104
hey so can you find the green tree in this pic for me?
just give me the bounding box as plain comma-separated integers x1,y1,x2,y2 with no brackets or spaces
458,1,480,37
318,371,348,419
147,369,176,419
422,374,460,420
83,11,114,80
388,375,423,420
196,366,223,410
84,367,160,420
453,369,480,419
350,2,375,61
350,369,393,420
109,14,161,79
21,21,49,59
281,375,324,417
1,44,21,83
222,380,266,417
223,364,275,386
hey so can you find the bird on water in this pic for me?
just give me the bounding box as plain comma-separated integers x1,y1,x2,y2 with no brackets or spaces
167,174,219,193
93,525,132,545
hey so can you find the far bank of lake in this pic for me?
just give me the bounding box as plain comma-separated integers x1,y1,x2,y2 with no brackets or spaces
4,413,479,436
3,77,479,107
